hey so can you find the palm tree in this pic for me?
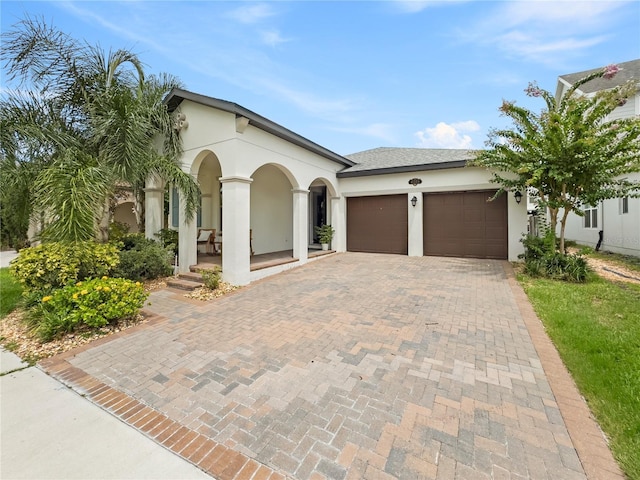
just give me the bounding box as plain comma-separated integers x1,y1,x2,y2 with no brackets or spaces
1,15,199,243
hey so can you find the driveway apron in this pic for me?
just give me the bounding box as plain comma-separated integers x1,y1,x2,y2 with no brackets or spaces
42,253,613,479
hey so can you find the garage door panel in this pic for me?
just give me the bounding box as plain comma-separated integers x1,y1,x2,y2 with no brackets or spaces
347,195,408,255
423,191,507,259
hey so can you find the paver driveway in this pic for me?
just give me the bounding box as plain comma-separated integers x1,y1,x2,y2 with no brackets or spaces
43,253,615,479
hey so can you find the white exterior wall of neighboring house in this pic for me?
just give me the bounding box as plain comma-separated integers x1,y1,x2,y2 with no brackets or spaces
157,96,344,285
561,85,640,256
338,167,527,261
564,172,640,255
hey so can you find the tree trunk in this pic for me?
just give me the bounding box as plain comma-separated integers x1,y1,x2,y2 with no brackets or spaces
559,207,571,254
96,198,111,242
133,187,145,233
548,207,558,247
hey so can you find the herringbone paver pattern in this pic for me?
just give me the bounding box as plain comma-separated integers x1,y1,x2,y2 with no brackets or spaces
41,254,619,479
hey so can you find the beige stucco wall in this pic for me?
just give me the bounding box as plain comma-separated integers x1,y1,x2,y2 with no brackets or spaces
251,165,294,255
168,99,343,284
338,166,527,261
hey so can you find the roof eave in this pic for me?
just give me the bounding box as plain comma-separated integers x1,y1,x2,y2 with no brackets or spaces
337,160,468,178
163,88,355,168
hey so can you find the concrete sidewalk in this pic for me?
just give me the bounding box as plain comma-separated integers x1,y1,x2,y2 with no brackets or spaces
1,249,19,268
1,348,210,480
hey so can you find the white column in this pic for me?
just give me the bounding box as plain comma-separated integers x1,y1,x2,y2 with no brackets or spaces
408,193,423,256
330,196,343,251
144,175,164,240
292,188,309,262
178,192,198,273
221,176,252,286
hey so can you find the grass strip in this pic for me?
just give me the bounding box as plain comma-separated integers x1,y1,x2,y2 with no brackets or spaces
0,267,22,318
520,274,640,478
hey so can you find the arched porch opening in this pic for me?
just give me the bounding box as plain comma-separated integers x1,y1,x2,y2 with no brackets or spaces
307,178,338,247
250,164,295,256
195,151,223,239
113,201,138,233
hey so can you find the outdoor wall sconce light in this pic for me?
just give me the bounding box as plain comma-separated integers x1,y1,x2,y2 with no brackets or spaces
411,196,418,207
174,112,189,131
514,191,523,204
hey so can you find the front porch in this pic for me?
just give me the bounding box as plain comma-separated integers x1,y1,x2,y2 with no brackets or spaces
193,247,335,273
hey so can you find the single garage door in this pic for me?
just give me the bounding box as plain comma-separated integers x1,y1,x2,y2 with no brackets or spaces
423,190,508,259
347,195,408,254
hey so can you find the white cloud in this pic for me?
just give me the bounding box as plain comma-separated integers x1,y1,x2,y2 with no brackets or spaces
257,79,358,119
459,1,630,66
415,121,480,149
261,30,290,47
501,1,627,27
491,31,608,65
392,0,470,13
225,3,276,24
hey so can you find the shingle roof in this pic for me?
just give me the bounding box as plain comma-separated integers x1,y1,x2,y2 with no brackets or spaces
558,58,640,94
338,147,475,177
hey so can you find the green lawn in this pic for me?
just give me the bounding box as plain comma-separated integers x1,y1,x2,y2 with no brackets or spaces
520,273,640,478
0,268,22,318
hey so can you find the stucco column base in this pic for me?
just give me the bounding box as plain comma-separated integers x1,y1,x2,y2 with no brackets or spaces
178,194,197,273
293,189,309,262
221,176,252,286
408,192,423,256
330,196,343,252
144,176,165,240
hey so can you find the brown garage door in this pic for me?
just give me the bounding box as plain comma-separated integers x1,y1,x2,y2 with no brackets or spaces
347,195,408,254
423,190,508,259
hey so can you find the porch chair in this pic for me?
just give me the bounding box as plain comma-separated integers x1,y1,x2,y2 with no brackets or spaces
197,229,217,255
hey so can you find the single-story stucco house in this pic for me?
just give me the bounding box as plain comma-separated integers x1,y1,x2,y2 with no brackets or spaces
145,88,528,285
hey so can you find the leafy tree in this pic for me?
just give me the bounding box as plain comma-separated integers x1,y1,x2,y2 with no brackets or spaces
0,16,199,243
472,64,640,252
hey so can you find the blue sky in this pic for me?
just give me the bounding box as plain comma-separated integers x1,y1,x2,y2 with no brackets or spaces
2,1,639,156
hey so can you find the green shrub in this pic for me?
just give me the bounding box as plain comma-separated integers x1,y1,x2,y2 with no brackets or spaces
107,221,131,243
524,253,590,282
199,266,221,290
118,233,153,251
520,222,555,261
28,277,148,342
155,228,178,256
114,239,173,281
10,241,120,293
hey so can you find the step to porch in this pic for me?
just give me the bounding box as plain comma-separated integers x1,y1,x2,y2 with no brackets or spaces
166,272,204,291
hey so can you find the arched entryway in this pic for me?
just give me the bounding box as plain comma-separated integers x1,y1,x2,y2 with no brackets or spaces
307,178,338,249
250,164,295,256
113,201,138,233
195,152,223,239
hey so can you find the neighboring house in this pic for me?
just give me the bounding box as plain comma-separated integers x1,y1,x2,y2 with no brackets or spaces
152,88,528,286
558,59,640,256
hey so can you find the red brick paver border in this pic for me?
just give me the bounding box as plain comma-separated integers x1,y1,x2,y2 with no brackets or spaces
39,356,286,480
505,265,625,479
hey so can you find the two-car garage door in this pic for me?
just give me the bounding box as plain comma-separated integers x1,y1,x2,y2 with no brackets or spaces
346,190,508,259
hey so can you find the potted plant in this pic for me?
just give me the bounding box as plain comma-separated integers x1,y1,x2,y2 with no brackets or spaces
314,224,335,251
